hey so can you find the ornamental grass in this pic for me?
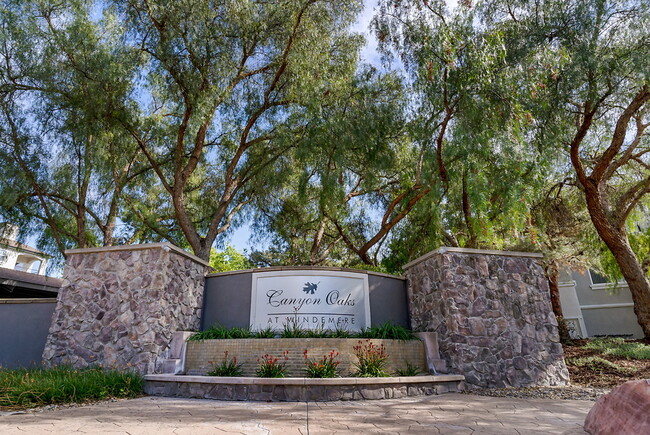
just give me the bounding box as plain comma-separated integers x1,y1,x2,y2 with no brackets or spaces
0,366,142,410
303,349,341,378
353,339,390,377
256,351,289,378
207,351,244,377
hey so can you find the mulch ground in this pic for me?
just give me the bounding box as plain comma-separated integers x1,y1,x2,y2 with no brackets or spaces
563,339,650,388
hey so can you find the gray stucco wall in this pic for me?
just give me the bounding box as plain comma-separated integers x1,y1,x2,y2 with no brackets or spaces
202,268,408,330
571,269,633,306
202,272,252,329
570,269,644,338
368,274,410,328
0,299,57,368
582,306,644,337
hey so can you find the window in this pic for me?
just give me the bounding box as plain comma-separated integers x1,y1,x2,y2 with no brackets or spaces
589,270,611,285
29,260,42,274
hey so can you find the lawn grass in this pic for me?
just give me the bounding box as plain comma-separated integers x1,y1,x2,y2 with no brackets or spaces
583,337,650,360
0,366,143,409
566,356,634,374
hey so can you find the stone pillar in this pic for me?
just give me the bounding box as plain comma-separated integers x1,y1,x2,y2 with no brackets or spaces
404,247,569,388
42,243,209,374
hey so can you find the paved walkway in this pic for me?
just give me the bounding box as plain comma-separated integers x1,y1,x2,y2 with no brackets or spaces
0,394,592,434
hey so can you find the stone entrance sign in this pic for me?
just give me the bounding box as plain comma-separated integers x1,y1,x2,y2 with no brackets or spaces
250,271,371,331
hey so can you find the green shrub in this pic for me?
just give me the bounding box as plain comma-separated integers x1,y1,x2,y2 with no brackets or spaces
328,327,355,338
189,325,253,341
206,351,243,377
0,366,142,409
252,326,277,338
256,351,289,378
352,339,390,377
584,338,650,360
358,322,415,341
280,322,309,338
303,350,340,378
189,322,416,341
395,362,421,376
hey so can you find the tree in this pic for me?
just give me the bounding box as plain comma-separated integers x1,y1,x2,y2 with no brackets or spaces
373,0,552,268
476,0,650,336
0,0,366,261
108,0,365,260
209,245,253,272
254,68,431,266
0,0,147,259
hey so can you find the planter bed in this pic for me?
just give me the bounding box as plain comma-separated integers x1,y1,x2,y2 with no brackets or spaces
185,338,427,377
144,374,465,401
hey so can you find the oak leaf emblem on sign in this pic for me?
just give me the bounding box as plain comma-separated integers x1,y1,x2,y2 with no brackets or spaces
302,281,320,295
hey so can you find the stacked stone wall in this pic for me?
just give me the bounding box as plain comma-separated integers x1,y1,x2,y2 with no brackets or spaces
42,244,208,374
405,248,569,388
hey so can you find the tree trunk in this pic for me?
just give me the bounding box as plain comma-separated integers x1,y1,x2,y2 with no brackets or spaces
545,265,572,343
545,265,564,320
602,233,650,338
585,190,650,338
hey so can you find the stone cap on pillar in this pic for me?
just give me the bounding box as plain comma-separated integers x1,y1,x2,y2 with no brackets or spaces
65,242,211,267
402,247,544,270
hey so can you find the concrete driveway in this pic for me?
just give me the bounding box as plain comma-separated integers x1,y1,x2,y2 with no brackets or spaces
0,393,592,434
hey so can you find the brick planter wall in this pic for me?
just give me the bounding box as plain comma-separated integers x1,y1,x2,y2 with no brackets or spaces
42,243,209,374
404,247,569,388
185,338,426,377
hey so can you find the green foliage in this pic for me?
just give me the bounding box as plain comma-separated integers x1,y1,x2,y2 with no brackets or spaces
206,351,243,377
328,326,356,338
584,338,650,360
280,321,331,338
0,366,142,409
395,362,421,377
359,322,416,341
209,245,253,273
251,67,429,267
0,1,150,261
256,351,289,378
352,340,390,377
280,321,310,338
0,0,367,261
303,350,341,378
252,327,277,339
189,322,415,340
371,0,554,268
348,263,394,275
471,1,650,324
189,326,253,341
